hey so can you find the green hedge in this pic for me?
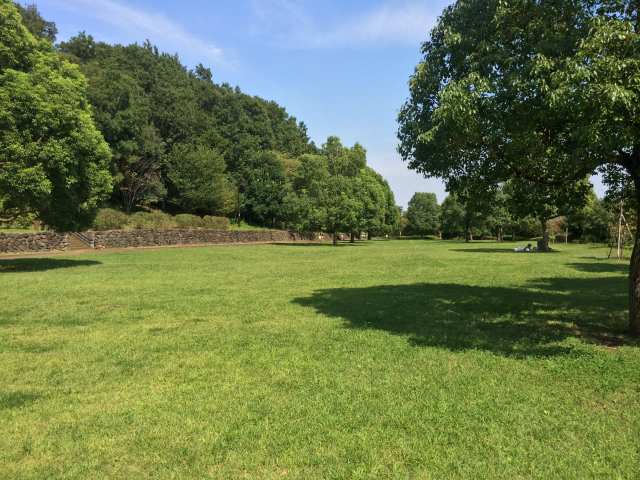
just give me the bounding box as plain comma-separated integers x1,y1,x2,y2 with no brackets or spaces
92,209,230,231
174,214,204,229
93,209,129,230
202,216,230,230
129,211,176,230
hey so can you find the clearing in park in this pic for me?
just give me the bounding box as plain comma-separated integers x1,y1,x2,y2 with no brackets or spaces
1,240,639,478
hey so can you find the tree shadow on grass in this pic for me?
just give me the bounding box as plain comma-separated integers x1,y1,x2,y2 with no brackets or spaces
0,258,101,273
271,242,366,248
451,247,560,254
293,275,635,358
569,263,629,274
0,391,41,410
450,248,518,253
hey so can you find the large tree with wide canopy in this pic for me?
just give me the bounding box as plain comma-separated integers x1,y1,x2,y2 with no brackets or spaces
398,0,640,334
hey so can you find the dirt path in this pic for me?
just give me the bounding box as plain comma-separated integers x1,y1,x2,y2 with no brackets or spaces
0,240,324,260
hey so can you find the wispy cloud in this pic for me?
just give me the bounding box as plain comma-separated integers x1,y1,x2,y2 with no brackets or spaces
251,1,436,48
48,0,226,65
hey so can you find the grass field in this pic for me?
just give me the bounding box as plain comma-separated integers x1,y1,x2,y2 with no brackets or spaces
1,240,639,479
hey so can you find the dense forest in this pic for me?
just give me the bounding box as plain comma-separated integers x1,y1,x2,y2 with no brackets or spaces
3,2,400,238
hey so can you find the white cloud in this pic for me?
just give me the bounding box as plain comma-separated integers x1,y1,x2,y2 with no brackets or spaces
321,3,435,46
48,0,225,65
251,1,436,48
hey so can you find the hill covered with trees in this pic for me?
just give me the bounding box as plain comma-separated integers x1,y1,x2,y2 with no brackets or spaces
2,2,399,237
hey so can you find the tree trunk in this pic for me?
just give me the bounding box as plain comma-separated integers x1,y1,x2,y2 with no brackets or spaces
350,231,356,243
537,219,550,252
465,229,473,242
333,231,338,246
629,183,640,336
497,226,503,243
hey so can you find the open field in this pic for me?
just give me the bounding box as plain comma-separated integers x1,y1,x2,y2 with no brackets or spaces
1,240,639,479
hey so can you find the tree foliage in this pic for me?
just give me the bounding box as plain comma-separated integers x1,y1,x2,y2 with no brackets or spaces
14,2,57,42
57,33,315,217
0,2,112,231
285,138,398,242
398,0,640,332
406,192,440,237
166,144,234,216
440,194,466,239
566,189,611,243
5,4,402,243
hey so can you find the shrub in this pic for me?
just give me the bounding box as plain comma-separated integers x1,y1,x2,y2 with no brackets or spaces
174,214,204,229
93,208,129,231
202,216,230,230
92,209,229,231
129,211,176,230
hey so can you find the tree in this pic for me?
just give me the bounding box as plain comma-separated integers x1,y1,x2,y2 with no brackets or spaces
397,0,640,334
14,2,57,42
504,178,590,251
322,136,366,177
322,175,362,245
0,2,112,231
116,124,166,213
362,168,399,238
283,139,398,243
166,144,234,215
284,154,331,234
440,195,466,239
240,151,289,227
406,193,440,237
58,33,315,220
448,179,497,242
566,190,611,243
485,187,512,242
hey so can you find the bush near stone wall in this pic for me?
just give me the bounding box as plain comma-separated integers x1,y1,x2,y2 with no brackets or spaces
0,232,69,253
93,209,129,230
91,208,231,231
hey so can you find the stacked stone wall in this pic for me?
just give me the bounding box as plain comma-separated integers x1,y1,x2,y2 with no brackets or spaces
0,229,318,253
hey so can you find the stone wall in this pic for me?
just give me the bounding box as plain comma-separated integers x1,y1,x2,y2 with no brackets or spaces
0,232,69,253
0,229,318,253
85,229,314,249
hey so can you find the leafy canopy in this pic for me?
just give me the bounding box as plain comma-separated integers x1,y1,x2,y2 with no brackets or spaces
0,2,112,231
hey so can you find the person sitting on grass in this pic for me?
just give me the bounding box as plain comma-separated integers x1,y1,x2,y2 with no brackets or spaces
514,243,532,253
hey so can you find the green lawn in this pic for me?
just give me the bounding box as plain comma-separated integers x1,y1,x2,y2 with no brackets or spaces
1,241,638,479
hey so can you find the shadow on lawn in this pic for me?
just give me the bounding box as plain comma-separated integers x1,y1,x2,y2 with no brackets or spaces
272,242,367,248
569,262,629,274
0,258,101,273
450,247,517,253
0,391,41,410
451,247,560,254
293,275,635,358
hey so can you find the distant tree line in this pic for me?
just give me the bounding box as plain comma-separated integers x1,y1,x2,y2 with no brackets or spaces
403,183,626,245
1,2,400,239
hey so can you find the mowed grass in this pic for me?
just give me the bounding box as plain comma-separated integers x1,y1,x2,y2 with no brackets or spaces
1,240,639,479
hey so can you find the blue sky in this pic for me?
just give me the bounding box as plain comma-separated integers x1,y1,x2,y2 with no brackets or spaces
33,0,603,207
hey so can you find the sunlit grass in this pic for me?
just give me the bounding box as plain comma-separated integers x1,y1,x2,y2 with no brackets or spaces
1,241,638,479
